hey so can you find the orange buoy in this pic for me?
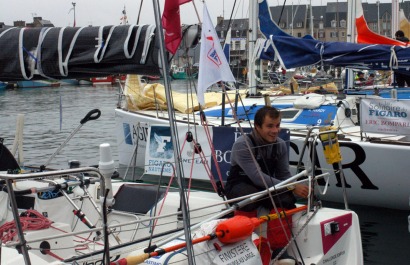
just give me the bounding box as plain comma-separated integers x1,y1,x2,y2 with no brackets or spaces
216,215,262,244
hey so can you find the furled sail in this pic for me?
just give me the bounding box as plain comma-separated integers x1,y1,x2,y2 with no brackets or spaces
0,25,161,81
258,0,314,40
259,35,410,72
256,0,410,74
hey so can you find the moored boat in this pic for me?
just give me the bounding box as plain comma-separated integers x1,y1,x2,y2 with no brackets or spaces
0,1,364,263
0,117,363,265
92,75,126,85
16,80,60,88
113,0,410,212
59,78,80,86
170,65,197,80
0,81,8,90
78,78,93,86
92,76,114,85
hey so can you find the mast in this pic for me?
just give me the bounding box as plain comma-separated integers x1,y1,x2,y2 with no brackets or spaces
151,0,195,263
309,0,314,36
345,0,356,89
346,0,356,44
392,0,399,37
248,0,258,95
71,2,76,27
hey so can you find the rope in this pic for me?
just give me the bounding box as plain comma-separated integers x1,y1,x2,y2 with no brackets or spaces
0,209,52,242
200,116,225,188
43,249,64,261
389,46,399,70
271,204,320,264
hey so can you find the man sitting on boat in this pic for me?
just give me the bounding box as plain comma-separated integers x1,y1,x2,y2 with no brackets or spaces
224,106,310,264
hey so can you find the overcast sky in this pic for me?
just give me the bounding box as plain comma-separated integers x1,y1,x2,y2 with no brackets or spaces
0,0,395,27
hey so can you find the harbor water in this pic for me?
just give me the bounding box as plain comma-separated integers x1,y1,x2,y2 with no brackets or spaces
0,83,409,264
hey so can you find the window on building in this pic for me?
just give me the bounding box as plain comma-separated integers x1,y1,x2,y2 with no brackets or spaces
340,20,346,28
240,39,246,50
341,31,345,37
382,13,391,31
319,21,324,30
279,22,286,28
330,32,338,38
319,32,325,38
297,32,302,37
236,30,240,37
296,22,302,28
221,31,224,39
331,20,337,28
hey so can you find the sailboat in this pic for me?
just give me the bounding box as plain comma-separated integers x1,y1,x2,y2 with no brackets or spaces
114,0,410,211
0,0,363,264
0,152,363,264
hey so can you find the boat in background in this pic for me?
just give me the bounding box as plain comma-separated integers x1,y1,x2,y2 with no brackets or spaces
141,74,161,81
170,65,197,80
59,78,80,86
92,75,126,85
0,81,7,90
114,0,410,211
78,78,93,86
91,76,114,85
16,80,60,88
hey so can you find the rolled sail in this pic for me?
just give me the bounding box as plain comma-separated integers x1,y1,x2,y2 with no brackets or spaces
0,25,161,81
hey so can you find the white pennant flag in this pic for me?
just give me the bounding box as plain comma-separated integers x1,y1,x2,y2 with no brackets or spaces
197,4,236,106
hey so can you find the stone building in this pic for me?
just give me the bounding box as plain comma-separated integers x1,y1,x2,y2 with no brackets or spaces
0,16,54,28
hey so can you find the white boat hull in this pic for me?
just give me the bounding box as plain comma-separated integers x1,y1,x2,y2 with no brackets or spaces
115,108,410,210
0,172,363,265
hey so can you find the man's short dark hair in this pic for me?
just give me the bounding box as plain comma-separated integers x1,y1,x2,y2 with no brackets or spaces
254,106,281,127
396,30,405,38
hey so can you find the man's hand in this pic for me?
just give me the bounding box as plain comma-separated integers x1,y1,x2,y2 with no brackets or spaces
293,184,310,198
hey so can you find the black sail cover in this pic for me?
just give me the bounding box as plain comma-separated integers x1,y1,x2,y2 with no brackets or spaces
0,25,162,81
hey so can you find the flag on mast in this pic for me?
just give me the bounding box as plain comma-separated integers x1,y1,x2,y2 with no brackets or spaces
197,4,236,106
120,6,128,25
162,0,192,54
223,28,231,63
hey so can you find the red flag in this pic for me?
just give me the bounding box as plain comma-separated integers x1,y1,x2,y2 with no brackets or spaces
162,0,191,54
